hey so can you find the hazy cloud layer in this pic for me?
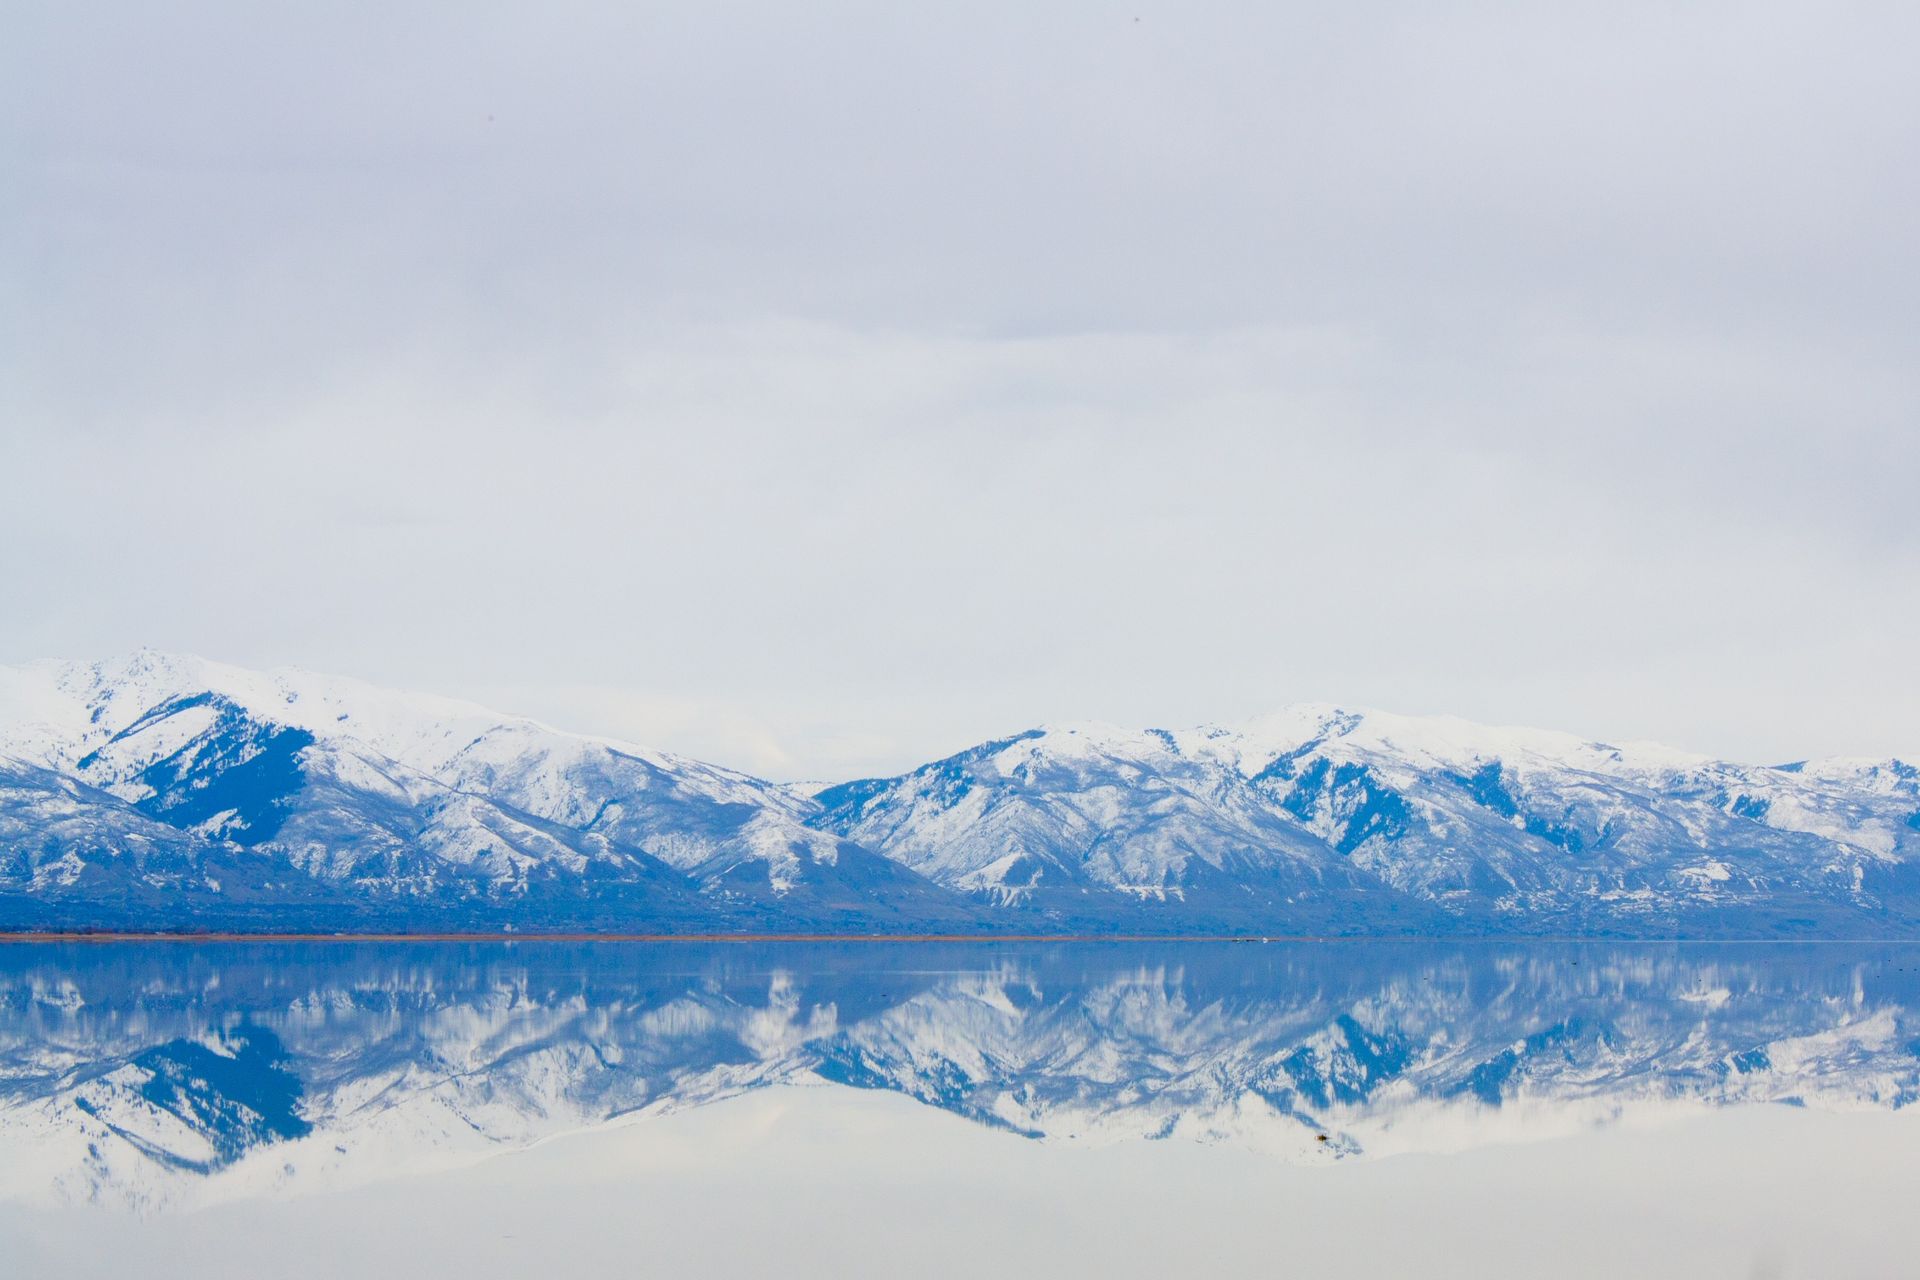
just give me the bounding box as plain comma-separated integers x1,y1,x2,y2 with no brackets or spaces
5,1,1916,778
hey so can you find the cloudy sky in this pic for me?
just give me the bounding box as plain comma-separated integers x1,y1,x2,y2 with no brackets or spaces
5,1,1916,779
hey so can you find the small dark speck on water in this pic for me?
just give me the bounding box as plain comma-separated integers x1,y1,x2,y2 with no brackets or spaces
1315,1133,1329,1143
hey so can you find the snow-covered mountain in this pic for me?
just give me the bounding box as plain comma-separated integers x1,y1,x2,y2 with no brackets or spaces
809,707,1920,935
1,652,1917,935
0,651,976,933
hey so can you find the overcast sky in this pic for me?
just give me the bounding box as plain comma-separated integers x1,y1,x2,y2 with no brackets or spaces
4,1,1916,780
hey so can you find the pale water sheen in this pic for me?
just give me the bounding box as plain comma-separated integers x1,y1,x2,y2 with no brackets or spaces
2,940,1916,1276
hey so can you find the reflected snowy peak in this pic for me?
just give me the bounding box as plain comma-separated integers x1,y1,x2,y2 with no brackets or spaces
2,941,1916,1209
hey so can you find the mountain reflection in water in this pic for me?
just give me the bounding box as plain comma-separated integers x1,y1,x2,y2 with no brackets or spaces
2,940,1916,1207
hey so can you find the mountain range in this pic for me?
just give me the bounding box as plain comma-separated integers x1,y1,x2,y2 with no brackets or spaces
1,651,1917,936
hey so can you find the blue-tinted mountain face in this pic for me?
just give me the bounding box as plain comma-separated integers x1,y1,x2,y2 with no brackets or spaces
808,712,1920,936
1,653,1917,936
0,652,992,934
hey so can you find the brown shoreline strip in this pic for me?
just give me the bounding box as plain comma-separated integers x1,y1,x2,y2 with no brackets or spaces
0,931,1309,944
0,931,1899,944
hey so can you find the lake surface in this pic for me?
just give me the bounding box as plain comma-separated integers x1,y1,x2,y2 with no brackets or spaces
2,939,1917,1276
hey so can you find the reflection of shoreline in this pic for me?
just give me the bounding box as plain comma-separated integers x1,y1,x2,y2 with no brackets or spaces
7,932,1913,942
2,941,1917,1209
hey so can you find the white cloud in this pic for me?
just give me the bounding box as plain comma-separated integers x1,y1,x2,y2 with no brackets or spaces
3,2,1915,778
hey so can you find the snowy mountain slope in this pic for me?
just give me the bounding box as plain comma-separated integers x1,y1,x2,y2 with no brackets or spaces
0,652,979,932
811,726,1448,931
809,707,1920,935
406,714,963,924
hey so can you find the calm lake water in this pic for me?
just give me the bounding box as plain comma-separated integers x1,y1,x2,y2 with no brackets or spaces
2,939,1916,1277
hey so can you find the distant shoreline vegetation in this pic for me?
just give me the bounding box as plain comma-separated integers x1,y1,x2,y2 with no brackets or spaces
1,930,1912,943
